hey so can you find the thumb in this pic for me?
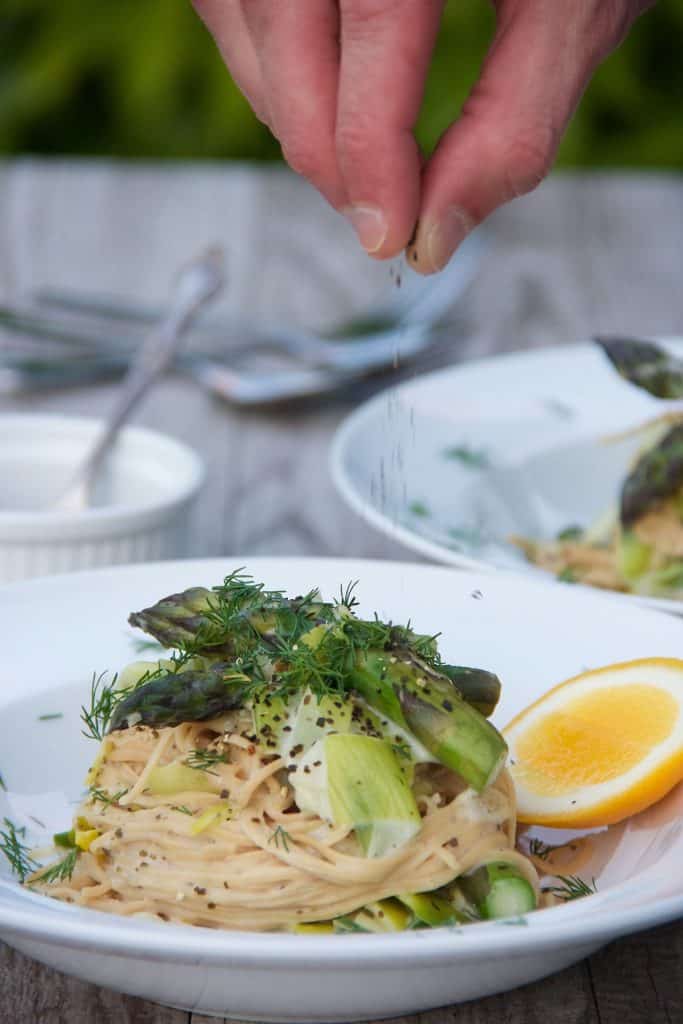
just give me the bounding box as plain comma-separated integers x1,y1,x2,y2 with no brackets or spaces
408,1,645,273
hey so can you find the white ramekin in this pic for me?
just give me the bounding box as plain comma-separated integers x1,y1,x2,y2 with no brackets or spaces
0,415,204,582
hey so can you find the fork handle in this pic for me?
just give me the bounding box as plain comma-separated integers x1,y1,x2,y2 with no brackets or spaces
56,248,224,511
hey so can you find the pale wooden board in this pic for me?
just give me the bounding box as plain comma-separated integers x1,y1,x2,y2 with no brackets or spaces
0,161,682,1023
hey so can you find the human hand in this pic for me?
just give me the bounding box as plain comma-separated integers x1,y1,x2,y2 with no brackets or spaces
193,1,654,273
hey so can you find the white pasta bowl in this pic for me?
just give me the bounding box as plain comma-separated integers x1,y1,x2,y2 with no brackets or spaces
0,415,204,581
0,556,682,1022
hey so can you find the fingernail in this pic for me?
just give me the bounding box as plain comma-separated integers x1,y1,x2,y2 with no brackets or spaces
343,204,387,254
423,206,473,272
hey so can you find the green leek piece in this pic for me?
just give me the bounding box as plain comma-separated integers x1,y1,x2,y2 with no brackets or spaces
189,801,232,835
350,649,507,791
291,734,421,858
284,689,353,760
252,689,293,752
53,829,76,849
398,891,456,927
349,698,435,766
459,861,537,920
294,921,335,934
146,763,214,796
75,828,100,852
354,898,412,932
616,530,653,582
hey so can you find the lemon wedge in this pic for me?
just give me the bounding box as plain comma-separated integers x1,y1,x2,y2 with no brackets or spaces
504,658,683,827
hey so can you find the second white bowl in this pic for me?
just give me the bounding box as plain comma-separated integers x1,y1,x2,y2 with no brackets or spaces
0,414,204,581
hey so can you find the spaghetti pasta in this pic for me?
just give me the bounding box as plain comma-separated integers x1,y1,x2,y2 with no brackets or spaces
33,715,537,930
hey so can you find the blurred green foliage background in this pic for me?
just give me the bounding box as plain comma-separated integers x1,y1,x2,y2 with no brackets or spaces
2,0,682,167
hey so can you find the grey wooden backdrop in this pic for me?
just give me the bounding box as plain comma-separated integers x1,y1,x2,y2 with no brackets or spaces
0,161,681,1023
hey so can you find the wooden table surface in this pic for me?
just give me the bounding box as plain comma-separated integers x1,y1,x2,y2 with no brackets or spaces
0,160,682,1023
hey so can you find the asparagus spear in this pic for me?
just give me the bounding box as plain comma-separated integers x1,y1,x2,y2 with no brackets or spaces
129,583,333,656
128,587,218,648
620,422,683,527
596,336,683,399
439,665,501,718
458,860,537,920
349,649,507,792
108,663,250,732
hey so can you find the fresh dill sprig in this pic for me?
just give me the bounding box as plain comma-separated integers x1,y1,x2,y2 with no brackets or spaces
268,825,291,852
391,623,442,666
212,568,277,615
32,848,79,885
172,805,194,816
0,771,6,792
545,875,597,901
528,837,552,861
198,570,281,644
0,818,38,882
118,572,461,729
80,671,124,741
443,444,490,469
272,632,347,701
89,787,129,808
185,749,228,774
409,500,430,517
337,580,359,610
38,713,63,721
80,656,190,741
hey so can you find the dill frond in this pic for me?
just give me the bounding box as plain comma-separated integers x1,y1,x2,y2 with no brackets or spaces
528,838,552,861
32,848,79,885
268,825,291,852
0,818,38,882
88,787,129,808
80,671,124,741
185,749,228,774
545,875,597,901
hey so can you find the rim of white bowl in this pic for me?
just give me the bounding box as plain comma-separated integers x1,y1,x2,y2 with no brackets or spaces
0,414,204,539
1,878,682,966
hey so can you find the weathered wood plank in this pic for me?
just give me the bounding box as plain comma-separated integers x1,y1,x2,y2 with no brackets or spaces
588,922,683,1024
0,942,188,1024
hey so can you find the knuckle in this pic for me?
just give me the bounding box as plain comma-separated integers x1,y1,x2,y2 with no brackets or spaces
501,134,554,199
336,114,377,163
342,0,397,32
281,138,325,183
